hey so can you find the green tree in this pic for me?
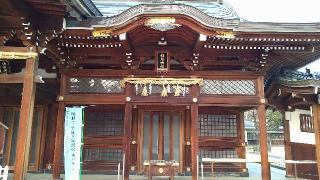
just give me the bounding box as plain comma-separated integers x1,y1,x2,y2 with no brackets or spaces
245,108,283,131
266,109,283,131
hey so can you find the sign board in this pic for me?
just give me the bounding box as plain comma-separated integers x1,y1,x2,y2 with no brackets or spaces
64,107,85,180
92,29,113,38
156,51,169,72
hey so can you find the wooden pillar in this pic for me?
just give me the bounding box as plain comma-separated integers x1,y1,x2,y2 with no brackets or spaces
123,103,132,180
257,76,270,180
52,102,65,180
238,112,247,172
313,104,320,177
258,104,270,180
190,104,199,180
13,58,38,180
283,112,294,177
123,84,133,180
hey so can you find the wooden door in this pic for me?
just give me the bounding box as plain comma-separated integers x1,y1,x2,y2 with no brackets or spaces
139,110,184,172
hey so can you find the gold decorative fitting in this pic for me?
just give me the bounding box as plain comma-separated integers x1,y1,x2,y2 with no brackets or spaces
126,96,131,102
145,17,181,32
92,28,113,37
57,95,64,101
260,98,266,104
216,31,235,39
192,97,198,103
158,167,164,174
186,141,191,145
0,51,38,59
131,140,136,144
120,77,203,97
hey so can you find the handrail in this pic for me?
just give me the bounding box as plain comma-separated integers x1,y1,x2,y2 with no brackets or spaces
0,165,8,180
202,158,261,163
0,122,8,130
197,154,199,180
117,162,121,180
122,153,125,180
201,158,317,179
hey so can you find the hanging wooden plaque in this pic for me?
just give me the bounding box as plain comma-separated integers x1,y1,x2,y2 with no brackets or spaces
156,51,169,72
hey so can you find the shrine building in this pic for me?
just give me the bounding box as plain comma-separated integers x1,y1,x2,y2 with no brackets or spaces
0,0,320,180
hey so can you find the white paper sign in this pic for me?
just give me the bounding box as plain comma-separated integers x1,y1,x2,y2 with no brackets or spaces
64,107,84,180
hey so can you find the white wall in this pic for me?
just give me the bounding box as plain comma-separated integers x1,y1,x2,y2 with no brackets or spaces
285,109,315,145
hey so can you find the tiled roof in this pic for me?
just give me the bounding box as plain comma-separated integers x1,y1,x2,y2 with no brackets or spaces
92,0,239,19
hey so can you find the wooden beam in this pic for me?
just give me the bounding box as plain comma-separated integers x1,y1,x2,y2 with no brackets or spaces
0,74,43,83
257,76,270,180
190,103,199,180
13,57,38,180
198,96,260,106
313,104,320,178
61,69,262,79
61,94,126,104
0,16,24,29
5,0,39,27
0,74,24,83
0,46,36,53
52,102,65,180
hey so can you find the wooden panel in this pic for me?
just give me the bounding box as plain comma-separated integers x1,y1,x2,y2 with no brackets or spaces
291,142,318,179
284,117,294,177
42,104,58,169
84,137,123,148
198,137,239,148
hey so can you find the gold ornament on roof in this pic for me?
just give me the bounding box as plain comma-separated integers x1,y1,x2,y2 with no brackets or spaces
92,28,113,37
120,77,203,97
0,51,38,59
145,17,181,32
216,31,235,39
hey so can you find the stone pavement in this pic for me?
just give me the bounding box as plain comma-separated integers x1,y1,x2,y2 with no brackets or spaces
7,164,303,180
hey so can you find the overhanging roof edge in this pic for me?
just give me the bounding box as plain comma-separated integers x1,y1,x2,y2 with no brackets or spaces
66,4,320,33
66,4,240,30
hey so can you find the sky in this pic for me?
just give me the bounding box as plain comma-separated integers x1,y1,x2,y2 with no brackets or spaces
225,0,320,73
226,0,320,23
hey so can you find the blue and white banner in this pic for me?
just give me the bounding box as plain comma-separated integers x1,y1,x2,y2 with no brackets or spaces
64,107,85,180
